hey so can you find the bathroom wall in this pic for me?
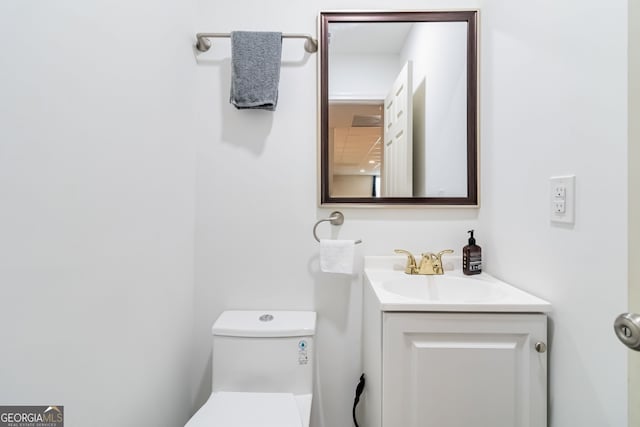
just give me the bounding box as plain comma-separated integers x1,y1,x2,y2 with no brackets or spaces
194,1,628,427
332,175,375,197
191,1,483,426
401,22,468,197
329,54,400,100
478,0,629,426
0,0,628,426
0,1,197,426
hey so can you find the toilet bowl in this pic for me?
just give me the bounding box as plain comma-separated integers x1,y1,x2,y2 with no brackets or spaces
185,311,316,427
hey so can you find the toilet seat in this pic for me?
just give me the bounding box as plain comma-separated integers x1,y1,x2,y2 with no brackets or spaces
185,392,302,427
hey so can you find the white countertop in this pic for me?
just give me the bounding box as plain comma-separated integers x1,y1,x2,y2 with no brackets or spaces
364,256,552,313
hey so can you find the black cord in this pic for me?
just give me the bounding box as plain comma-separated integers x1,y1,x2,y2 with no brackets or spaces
352,373,366,427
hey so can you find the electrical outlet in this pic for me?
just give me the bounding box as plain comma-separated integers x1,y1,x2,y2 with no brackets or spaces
550,175,575,224
553,185,566,198
553,199,566,214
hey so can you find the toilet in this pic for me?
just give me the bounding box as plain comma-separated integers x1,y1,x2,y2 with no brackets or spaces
185,310,316,427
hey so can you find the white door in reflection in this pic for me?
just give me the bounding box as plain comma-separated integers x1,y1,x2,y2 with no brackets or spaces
382,61,413,197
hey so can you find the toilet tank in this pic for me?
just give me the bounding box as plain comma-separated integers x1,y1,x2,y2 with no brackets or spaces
211,311,316,395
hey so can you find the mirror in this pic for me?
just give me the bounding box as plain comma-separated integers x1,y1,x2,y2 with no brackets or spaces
319,11,478,206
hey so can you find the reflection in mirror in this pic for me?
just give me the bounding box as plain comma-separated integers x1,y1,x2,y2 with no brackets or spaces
329,101,383,197
320,11,478,206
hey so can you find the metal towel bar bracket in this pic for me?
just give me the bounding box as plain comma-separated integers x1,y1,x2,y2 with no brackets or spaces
195,32,318,53
313,211,362,244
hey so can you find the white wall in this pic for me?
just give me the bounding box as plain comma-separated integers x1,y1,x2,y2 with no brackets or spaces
402,22,469,197
332,175,375,197
329,53,400,100
192,1,481,427
478,1,628,426
0,0,629,426
0,1,197,426
193,1,628,426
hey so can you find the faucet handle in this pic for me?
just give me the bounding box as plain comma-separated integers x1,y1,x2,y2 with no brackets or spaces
435,249,454,274
437,249,454,258
394,249,417,274
418,250,453,275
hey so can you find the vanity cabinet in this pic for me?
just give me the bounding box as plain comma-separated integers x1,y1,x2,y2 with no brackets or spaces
361,287,548,427
384,312,546,427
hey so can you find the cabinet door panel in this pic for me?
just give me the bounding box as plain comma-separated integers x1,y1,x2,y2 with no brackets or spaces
383,313,547,427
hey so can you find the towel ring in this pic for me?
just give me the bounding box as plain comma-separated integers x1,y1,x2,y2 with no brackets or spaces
313,211,362,244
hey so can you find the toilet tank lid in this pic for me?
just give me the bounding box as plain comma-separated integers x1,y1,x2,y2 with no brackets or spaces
212,311,317,337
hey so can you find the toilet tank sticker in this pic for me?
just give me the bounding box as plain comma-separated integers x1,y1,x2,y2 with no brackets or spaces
298,340,309,365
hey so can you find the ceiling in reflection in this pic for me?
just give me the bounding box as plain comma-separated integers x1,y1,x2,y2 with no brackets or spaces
329,22,413,54
329,101,382,176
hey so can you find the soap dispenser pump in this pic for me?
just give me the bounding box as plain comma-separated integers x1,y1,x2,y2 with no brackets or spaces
463,230,482,275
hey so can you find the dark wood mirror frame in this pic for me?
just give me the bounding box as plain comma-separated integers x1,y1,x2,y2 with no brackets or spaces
319,10,478,206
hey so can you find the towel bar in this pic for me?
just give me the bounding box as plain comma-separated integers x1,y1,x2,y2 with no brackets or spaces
195,32,318,53
313,211,362,244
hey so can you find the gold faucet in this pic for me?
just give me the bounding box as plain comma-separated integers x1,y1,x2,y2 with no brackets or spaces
394,249,418,274
395,249,454,275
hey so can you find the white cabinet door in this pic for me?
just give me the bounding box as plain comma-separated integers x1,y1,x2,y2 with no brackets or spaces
383,312,547,427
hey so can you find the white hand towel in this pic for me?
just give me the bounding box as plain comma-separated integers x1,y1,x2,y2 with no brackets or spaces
320,239,356,274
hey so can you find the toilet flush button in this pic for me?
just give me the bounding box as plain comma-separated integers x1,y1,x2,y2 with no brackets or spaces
259,314,274,322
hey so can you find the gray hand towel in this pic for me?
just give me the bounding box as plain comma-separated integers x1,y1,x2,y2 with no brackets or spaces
230,31,282,111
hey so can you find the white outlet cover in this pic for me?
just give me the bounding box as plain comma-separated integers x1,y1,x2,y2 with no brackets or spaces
550,175,575,224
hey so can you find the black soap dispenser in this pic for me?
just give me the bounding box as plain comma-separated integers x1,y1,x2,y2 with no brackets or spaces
463,230,482,275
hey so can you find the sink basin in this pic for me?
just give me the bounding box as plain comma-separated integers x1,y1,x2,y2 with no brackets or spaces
364,256,552,312
382,275,505,303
